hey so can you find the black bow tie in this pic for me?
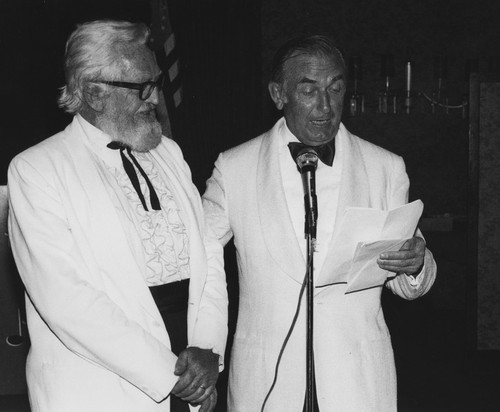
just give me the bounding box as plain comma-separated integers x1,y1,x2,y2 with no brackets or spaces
107,141,161,211
288,140,335,167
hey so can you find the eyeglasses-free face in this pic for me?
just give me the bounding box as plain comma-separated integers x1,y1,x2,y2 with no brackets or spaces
95,73,165,101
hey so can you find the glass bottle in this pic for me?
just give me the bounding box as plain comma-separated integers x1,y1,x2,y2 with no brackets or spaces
378,54,397,114
348,56,364,116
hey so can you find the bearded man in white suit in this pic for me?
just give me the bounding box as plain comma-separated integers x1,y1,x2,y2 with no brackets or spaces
202,35,437,411
8,20,227,412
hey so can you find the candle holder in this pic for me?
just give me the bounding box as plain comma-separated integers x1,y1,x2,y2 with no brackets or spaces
431,55,449,114
342,53,472,117
403,92,414,115
417,55,471,117
403,60,413,114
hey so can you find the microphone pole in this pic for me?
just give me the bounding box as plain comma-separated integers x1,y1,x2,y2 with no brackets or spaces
295,149,319,412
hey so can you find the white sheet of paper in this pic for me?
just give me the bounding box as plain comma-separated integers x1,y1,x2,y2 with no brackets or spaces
316,200,424,287
344,238,409,293
382,201,424,239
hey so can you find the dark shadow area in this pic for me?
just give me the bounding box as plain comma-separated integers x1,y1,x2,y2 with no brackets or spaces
384,224,500,412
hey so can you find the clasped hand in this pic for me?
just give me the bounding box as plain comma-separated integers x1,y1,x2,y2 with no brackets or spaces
376,236,425,276
172,347,219,411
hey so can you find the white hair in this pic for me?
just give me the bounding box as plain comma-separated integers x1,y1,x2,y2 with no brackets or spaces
57,20,150,114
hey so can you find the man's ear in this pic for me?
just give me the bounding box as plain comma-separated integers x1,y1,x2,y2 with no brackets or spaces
82,83,106,112
268,81,286,110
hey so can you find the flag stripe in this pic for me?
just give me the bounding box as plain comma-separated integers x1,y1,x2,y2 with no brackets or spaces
173,88,183,108
168,61,179,83
151,0,183,138
164,33,176,57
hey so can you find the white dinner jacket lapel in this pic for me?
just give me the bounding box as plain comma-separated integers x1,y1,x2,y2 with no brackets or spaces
65,118,165,325
316,125,372,286
256,121,306,284
332,125,372,231
149,144,207,342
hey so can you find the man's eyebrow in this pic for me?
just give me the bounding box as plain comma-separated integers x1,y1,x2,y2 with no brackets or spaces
298,77,316,84
298,74,344,84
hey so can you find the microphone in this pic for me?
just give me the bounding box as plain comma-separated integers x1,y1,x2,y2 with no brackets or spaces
294,148,319,239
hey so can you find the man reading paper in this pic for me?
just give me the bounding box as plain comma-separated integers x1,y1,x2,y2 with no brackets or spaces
202,34,437,411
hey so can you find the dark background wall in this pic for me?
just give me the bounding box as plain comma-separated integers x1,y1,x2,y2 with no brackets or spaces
1,0,500,411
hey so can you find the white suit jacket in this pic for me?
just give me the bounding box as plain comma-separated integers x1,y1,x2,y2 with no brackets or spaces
8,116,228,412
202,118,436,412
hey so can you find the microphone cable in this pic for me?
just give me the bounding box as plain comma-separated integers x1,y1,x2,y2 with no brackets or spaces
260,259,310,412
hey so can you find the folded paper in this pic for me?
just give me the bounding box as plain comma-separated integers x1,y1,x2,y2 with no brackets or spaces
316,199,424,290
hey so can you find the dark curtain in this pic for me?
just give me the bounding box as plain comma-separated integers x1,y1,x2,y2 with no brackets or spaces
167,4,262,409
168,0,263,191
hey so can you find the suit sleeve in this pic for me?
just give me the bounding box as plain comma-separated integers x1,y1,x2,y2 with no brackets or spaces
384,155,437,299
158,139,228,367
202,153,234,246
8,157,178,402
189,220,229,369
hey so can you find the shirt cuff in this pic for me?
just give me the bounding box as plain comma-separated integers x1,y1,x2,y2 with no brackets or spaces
217,354,225,372
405,264,425,287
405,273,420,287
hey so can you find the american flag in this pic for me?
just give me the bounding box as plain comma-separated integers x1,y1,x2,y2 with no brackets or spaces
149,0,183,139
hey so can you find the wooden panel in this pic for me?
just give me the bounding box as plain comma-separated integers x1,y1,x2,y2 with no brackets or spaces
477,79,500,350
468,74,500,351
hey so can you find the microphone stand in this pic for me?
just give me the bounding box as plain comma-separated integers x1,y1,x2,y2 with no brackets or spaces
305,217,318,412
297,152,319,412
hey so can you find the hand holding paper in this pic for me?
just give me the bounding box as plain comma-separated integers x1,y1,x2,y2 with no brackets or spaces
316,200,424,291
377,236,426,276
345,238,409,293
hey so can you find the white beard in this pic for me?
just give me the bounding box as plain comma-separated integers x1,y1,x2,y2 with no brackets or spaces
99,107,163,152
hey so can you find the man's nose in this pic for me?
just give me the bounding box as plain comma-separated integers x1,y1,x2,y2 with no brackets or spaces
145,87,160,105
318,91,331,113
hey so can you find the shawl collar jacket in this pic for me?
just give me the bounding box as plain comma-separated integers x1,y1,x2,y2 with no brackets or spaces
8,116,228,412
203,118,436,412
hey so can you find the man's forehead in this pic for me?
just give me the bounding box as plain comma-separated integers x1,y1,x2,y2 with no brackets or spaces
113,45,158,77
283,53,344,81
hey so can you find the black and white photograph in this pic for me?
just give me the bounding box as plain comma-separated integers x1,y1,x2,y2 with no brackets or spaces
0,1,499,411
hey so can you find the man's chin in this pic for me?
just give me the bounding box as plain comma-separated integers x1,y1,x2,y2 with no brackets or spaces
133,122,162,152
308,127,338,144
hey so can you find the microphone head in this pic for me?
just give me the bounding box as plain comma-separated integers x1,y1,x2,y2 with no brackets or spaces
295,148,319,173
